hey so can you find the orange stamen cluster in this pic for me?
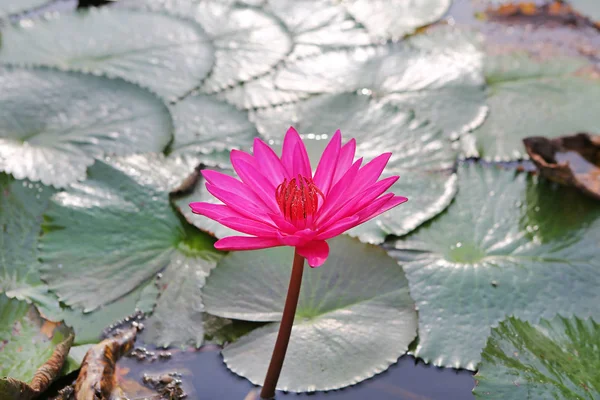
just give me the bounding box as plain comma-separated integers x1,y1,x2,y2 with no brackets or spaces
276,175,323,225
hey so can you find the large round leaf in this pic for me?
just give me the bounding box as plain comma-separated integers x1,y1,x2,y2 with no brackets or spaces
250,93,458,242
342,0,451,39
0,174,56,305
0,295,74,399
0,7,214,101
203,235,417,392
39,154,221,347
390,163,600,370
168,94,257,164
474,315,600,399
0,67,172,187
472,53,600,160
275,27,487,138
0,0,48,18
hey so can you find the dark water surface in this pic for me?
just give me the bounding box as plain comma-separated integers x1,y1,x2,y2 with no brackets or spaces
118,346,475,400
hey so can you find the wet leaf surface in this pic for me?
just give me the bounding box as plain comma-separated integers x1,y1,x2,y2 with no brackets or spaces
203,235,417,392
390,163,600,370
524,133,600,200
0,295,74,400
0,0,48,18
0,7,214,101
474,315,600,399
0,67,172,187
39,154,221,347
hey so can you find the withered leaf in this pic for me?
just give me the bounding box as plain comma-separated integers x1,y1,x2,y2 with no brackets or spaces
524,133,600,200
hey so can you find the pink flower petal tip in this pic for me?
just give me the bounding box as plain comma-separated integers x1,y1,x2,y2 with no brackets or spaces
189,127,407,266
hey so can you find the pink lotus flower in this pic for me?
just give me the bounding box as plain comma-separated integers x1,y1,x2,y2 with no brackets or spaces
189,127,407,267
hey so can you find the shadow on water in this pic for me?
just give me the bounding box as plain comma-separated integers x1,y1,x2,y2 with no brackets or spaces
115,345,475,400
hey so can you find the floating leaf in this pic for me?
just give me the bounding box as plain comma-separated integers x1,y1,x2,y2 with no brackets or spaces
0,0,48,18
0,8,214,101
275,27,487,138
474,315,600,399
570,0,600,23
471,53,600,160
390,163,600,370
0,66,172,187
342,0,452,39
39,154,220,347
524,133,600,200
203,235,417,392
168,94,257,164
0,295,74,400
0,174,56,306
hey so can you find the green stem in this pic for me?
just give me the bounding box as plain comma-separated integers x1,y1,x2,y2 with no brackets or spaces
260,249,305,399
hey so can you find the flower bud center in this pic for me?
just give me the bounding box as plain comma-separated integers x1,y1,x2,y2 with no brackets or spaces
276,175,323,225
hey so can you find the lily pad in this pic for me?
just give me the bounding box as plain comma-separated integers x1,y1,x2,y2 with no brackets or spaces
474,315,600,399
0,66,172,187
342,0,452,39
168,94,258,164
275,27,487,138
0,0,48,18
267,0,373,59
0,7,214,101
39,154,221,347
203,235,417,392
0,174,56,305
390,163,600,370
471,53,600,160
0,295,74,400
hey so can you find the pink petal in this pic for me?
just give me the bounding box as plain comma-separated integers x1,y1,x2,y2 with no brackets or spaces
190,202,242,221
332,138,356,186
277,229,314,246
281,127,311,178
315,158,363,223
230,155,280,213
319,175,399,228
205,183,272,222
357,194,408,224
316,215,360,240
215,236,282,251
230,149,255,167
218,217,279,237
348,152,392,195
201,169,264,208
313,129,341,195
253,138,289,186
296,240,329,267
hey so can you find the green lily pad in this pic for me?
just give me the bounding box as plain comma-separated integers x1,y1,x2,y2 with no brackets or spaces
390,163,600,370
0,0,48,18
570,0,600,22
342,0,451,39
0,66,172,188
267,0,372,58
275,27,487,138
474,315,600,399
168,94,257,164
203,235,417,392
471,53,600,160
0,295,74,400
0,7,214,101
39,154,221,347
0,174,56,306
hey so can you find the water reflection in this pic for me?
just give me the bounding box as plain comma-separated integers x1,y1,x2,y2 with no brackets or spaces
117,346,475,400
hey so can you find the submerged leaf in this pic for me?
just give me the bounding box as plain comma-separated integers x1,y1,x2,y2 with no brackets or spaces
0,7,214,101
390,163,600,370
39,154,220,347
0,66,172,187
474,315,600,399
0,295,74,400
203,235,417,392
